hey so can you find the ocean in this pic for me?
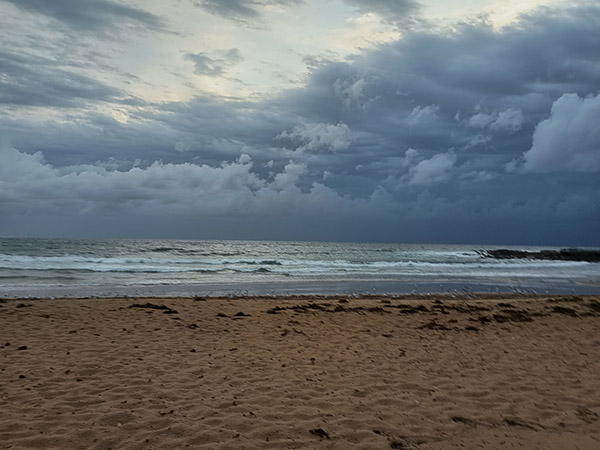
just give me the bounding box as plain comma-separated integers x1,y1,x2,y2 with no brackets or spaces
0,238,598,298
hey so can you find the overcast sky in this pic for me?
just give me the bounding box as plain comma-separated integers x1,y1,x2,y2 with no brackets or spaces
1,0,598,245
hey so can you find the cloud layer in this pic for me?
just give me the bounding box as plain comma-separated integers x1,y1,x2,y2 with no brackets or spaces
0,1,599,244
4,0,165,31
196,0,301,22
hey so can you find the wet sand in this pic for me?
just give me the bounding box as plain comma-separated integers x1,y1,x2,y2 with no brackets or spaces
1,294,599,449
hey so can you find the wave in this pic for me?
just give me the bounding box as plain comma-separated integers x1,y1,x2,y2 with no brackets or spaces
0,254,590,275
145,247,246,257
0,274,80,281
0,266,280,276
149,247,185,253
0,254,283,269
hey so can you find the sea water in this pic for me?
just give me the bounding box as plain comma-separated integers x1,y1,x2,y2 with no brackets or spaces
0,238,598,298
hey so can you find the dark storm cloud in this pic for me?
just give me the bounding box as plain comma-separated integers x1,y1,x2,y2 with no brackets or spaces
0,50,135,107
151,3,600,242
271,3,600,167
196,0,259,19
185,48,243,77
343,0,421,24
185,53,227,76
195,0,302,21
1,3,599,244
2,0,166,32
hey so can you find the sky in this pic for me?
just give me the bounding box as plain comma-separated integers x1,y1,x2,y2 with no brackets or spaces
0,0,599,245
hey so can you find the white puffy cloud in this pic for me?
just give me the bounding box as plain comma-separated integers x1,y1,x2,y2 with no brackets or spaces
408,152,456,185
467,112,495,129
378,149,456,187
467,108,523,133
270,161,306,191
522,93,600,172
408,104,440,125
490,108,524,132
277,122,352,153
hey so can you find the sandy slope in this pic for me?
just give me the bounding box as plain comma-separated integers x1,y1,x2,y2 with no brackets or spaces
1,294,599,449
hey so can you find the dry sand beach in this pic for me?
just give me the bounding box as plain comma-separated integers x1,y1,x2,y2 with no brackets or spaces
1,294,599,449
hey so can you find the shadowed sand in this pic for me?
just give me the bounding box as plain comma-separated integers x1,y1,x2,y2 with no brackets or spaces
1,294,599,449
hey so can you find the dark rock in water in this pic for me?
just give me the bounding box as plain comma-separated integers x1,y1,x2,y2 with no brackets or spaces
478,248,600,262
234,312,251,317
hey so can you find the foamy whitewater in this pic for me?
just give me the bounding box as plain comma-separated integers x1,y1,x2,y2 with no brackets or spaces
0,238,598,297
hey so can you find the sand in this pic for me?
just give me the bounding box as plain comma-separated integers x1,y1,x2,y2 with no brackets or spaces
1,293,599,450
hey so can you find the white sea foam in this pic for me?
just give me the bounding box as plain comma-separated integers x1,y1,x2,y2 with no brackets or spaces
0,239,598,296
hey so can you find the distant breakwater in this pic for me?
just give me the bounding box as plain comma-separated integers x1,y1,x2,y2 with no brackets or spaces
478,248,600,263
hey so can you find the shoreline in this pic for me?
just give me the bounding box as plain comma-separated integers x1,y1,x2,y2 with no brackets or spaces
1,291,599,301
3,277,599,299
2,294,599,449
2,239,599,301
